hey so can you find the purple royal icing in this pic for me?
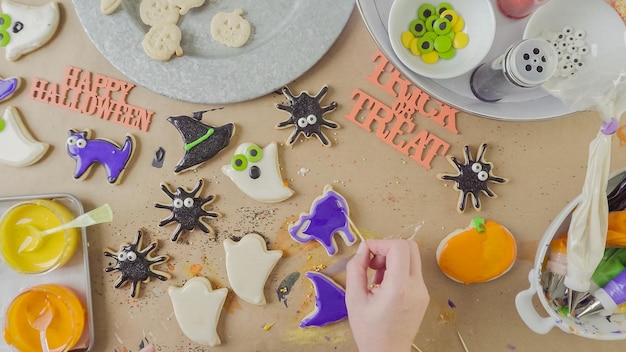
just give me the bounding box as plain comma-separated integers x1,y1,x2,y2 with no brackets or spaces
66,130,134,184
0,77,19,102
289,187,356,255
604,268,626,305
299,271,347,328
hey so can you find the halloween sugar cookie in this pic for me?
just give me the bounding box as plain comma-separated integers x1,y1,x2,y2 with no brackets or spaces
211,8,251,48
0,0,60,61
0,106,49,167
436,218,517,284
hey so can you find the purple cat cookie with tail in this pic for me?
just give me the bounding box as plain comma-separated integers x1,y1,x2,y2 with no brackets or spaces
289,184,357,256
66,129,135,184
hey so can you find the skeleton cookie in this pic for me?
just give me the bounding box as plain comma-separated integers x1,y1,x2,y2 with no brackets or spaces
211,8,251,48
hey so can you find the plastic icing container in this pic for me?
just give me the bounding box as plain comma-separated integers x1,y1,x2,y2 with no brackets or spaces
515,168,626,339
0,199,79,274
3,284,85,352
0,194,94,352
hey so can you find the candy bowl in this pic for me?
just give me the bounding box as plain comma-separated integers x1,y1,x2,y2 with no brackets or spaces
515,168,626,340
524,0,626,88
0,199,80,274
387,0,496,79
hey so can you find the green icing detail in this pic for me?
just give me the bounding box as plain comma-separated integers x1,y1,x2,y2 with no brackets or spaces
184,128,214,151
472,217,485,233
0,117,4,132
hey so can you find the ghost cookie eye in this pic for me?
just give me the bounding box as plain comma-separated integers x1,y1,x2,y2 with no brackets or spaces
231,154,247,171
246,144,262,162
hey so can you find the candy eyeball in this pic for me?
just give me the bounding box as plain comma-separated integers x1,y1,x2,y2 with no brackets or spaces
210,8,251,48
400,2,469,64
183,197,194,208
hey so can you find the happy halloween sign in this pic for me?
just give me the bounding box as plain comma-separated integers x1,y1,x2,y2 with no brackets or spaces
29,66,154,132
345,51,458,169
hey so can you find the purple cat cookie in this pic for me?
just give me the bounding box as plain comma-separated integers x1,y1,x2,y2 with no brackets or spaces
299,271,347,328
289,184,356,256
66,129,135,184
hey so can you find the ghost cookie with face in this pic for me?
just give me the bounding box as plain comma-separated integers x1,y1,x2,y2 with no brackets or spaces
0,0,60,61
222,142,294,203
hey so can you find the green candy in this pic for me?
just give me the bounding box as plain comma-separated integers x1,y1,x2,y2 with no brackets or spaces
409,19,426,37
417,3,436,20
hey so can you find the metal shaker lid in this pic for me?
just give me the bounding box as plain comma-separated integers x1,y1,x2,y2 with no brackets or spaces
505,38,558,88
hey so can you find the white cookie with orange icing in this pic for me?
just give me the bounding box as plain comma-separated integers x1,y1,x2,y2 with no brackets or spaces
0,106,49,167
0,0,60,61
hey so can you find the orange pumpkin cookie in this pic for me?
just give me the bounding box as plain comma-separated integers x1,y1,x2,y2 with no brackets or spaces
436,217,517,284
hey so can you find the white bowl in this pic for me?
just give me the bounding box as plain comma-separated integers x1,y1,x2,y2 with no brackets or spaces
388,0,496,79
524,0,626,89
515,168,626,339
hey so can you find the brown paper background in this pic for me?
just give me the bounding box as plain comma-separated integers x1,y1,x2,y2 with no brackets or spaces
2,2,626,351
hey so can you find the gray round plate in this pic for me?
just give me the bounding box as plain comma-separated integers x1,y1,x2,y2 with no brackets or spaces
73,0,354,104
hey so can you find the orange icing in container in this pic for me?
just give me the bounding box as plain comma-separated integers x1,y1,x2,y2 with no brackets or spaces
3,284,85,352
437,218,517,284
0,199,79,274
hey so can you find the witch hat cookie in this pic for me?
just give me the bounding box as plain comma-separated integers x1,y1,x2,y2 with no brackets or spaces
167,111,235,173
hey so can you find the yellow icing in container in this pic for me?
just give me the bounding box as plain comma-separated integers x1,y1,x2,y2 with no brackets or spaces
3,284,85,352
0,199,79,274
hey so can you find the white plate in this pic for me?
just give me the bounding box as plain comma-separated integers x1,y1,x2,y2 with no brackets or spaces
73,0,354,104
388,0,496,79
357,0,575,120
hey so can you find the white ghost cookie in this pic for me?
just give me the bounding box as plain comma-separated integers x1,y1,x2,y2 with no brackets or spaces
101,0,122,14
168,277,228,347
210,8,251,48
0,0,60,61
142,23,183,61
167,0,205,15
0,106,49,167
139,0,180,26
224,233,282,305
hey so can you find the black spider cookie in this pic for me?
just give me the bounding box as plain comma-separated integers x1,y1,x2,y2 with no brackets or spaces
275,85,339,147
437,144,508,213
104,230,170,298
155,179,221,242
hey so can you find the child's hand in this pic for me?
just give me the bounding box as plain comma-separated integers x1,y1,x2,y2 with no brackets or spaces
345,239,429,352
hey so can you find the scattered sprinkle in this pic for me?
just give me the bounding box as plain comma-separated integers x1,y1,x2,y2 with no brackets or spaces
448,299,456,308
263,322,276,331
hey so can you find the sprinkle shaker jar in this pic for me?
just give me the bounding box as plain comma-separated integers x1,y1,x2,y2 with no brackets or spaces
470,38,557,102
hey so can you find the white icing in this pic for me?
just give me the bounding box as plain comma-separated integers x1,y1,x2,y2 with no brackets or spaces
1,0,60,61
168,277,228,347
0,106,49,167
221,142,294,203
223,233,282,305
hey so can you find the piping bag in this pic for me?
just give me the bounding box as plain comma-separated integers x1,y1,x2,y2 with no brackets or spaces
542,48,626,313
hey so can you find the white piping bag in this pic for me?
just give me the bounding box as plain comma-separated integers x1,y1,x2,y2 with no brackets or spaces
543,49,626,304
